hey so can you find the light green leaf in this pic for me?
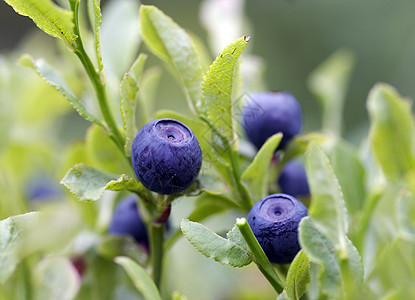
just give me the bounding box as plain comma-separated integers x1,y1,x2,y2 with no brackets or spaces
121,54,147,156
140,5,203,113
306,144,349,257
226,224,250,253
115,256,161,300
277,290,289,300
181,219,252,268
3,0,77,49
85,125,133,176
331,141,366,215
367,83,415,181
201,35,250,141
172,291,189,300
33,256,80,300
299,217,341,298
396,190,415,241
285,250,310,300
0,212,38,284
18,55,102,125
241,133,282,200
60,163,140,201
87,0,104,73
308,48,355,136
101,0,141,78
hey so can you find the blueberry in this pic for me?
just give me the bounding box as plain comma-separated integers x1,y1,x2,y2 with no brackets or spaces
131,118,202,195
278,160,310,198
26,179,61,201
247,193,308,264
109,195,148,246
242,92,303,150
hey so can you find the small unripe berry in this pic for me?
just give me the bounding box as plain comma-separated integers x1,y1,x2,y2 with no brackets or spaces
247,193,308,264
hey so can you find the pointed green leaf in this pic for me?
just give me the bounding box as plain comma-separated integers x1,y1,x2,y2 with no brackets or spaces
201,35,250,141
367,83,415,181
115,256,161,300
308,49,355,136
32,256,80,300
60,163,141,201
3,0,77,49
181,219,252,268
18,55,102,125
299,217,341,298
138,67,163,125
140,5,203,113
0,212,38,284
306,144,349,257
285,250,310,300
121,54,148,156
241,133,282,200
87,0,104,73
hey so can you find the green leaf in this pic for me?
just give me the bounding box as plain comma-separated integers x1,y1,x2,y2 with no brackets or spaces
60,163,140,201
138,67,163,125
121,54,148,156
0,212,38,284
172,291,189,300
308,48,355,136
396,190,415,240
101,0,141,78
87,0,104,73
85,125,133,176
32,256,80,300
3,0,77,49
241,133,282,200
285,250,310,300
306,144,349,257
201,35,250,141
331,141,366,215
97,236,146,263
18,55,102,125
115,256,161,300
181,219,252,268
367,83,415,181
140,5,203,113
298,217,341,298
280,132,329,165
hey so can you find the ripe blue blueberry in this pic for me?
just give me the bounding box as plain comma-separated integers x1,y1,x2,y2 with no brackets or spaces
131,118,202,195
247,193,308,264
26,179,61,201
278,160,310,198
109,195,148,246
242,92,303,150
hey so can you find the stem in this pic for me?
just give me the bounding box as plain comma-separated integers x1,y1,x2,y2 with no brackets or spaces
149,222,164,288
236,218,284,293
70,1,125,152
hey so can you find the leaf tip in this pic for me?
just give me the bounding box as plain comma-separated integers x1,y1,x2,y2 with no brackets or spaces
243,35,251,42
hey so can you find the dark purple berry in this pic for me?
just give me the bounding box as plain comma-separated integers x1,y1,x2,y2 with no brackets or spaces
242,92,303,150
109,195,148,247
131,118,202,195
278,160,310,198
247,193,308,264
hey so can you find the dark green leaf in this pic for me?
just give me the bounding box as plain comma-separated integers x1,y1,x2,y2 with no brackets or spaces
181,219,252,268
367,83,415,181
140,5,203,113
18,55,102,125
115,256,161,300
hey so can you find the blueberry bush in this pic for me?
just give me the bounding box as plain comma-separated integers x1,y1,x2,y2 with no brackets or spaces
1,0,415,299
